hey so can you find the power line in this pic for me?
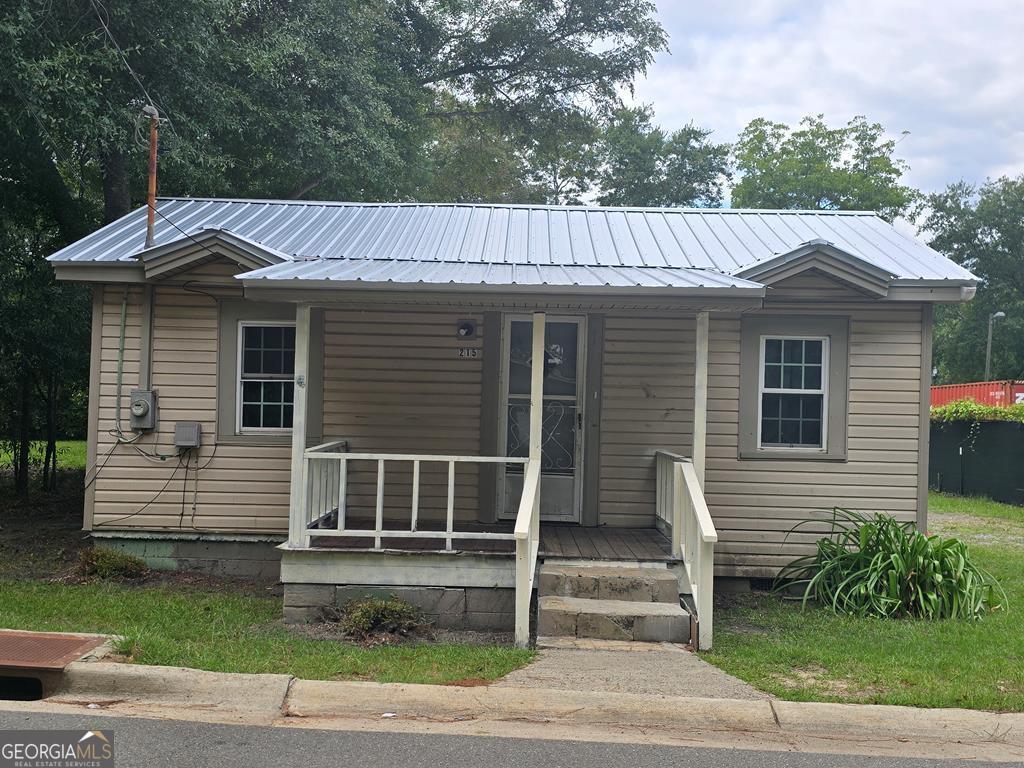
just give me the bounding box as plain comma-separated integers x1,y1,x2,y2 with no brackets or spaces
87,0,178,139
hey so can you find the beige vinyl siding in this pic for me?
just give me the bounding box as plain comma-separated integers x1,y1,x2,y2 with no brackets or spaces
321,310,484,523
704,302,924,577
598,315,696,527
91,261,292,533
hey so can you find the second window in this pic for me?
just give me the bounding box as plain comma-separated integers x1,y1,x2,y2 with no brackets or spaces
758,337,828,449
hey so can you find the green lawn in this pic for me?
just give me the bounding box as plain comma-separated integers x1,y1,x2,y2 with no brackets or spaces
0,580,533,684
0,440,87,472
702,491,1024,711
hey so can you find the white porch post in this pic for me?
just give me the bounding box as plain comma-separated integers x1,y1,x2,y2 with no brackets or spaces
513,311,544,648
288,303,312,547
530,311,546,462
693,311,709,490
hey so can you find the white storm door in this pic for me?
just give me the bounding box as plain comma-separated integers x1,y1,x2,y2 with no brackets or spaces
498,315,585,522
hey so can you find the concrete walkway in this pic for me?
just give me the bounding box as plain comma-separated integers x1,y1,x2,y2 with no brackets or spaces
496,638,767,700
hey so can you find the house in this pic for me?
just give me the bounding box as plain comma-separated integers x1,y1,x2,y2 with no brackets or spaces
49,199,977,648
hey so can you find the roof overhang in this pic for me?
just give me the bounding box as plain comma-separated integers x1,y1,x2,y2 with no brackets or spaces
51,261,146,283
234,260,767,311
238,283,766,312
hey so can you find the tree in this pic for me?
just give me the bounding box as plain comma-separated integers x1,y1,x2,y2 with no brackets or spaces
0,0,667,496
416,103,544,203
731,115,916,221
525,110,601,205
920,177,1024,382
596,107,730,207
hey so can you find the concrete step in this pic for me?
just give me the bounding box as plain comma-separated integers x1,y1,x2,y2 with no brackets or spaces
537,564,679,603
537,595,690,643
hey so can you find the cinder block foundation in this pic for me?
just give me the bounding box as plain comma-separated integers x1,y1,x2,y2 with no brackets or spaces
93,534,283,582
283,583,517,630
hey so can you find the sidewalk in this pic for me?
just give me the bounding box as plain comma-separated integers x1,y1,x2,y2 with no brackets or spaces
19,660,1021,763
496,637,767,699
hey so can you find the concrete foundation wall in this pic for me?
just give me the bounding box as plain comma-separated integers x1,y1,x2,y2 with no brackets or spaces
283,583,516,631
96,535,283,582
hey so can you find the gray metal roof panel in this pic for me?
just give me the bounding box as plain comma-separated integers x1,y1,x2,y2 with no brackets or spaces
47,197,977,283
237,258,765,291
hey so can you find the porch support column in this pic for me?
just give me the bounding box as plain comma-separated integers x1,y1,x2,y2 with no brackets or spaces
692,311,709,490
288,303,312,547
529,311,546,462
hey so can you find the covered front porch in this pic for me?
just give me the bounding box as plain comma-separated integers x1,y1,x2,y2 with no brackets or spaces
275,297,724,647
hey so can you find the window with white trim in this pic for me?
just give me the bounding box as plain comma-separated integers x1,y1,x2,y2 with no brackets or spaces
238,322,295,431
758,337,828,449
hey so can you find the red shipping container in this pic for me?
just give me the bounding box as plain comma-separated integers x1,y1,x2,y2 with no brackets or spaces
930,380,1024,407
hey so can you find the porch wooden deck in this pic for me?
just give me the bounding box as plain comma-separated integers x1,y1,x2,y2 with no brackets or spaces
309,520,675,562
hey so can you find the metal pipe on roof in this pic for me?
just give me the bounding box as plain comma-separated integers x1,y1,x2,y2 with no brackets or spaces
143,105,159,249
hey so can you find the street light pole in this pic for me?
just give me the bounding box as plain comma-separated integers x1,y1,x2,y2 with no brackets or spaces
984,311,1006,380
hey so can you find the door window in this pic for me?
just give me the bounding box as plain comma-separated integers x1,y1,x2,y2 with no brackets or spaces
505,320,579,476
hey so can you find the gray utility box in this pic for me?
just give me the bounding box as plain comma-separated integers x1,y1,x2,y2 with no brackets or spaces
129,389,158,430
174,421,202,449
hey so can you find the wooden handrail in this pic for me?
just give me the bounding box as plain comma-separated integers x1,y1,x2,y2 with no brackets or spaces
513,458,541,648
679,462,718,544
295,451,531,550
656,449,717,649
304,449,528,464
513,459,541,539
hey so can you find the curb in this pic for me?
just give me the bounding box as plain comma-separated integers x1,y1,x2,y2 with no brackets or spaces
60,662,293,715
54,661,1024,756
287,679,777,731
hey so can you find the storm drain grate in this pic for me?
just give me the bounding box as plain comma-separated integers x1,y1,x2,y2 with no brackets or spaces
0,631,106,672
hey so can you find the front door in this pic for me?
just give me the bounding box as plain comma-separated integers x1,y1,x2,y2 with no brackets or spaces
498,315,585,522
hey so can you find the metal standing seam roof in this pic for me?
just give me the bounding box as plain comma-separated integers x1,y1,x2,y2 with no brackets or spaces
46,198,978,287
237,259,765,290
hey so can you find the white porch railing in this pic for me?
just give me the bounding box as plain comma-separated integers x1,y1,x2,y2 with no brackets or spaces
655,450,718,649
295,441,541,648
513,458,541,648
297,444,528,550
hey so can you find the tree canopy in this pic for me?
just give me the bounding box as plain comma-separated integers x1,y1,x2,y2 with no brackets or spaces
920,177,1024,382
0,0,668,495
731,115,916,221
596,107,730,207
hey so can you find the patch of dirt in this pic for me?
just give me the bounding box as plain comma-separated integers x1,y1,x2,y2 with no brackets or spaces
0,472,89,579
445,677,491,687
433,628,515,647
770,665,883,699
289,620,514,648
722,618,770,636
930,512,1024,548
1,471,281,598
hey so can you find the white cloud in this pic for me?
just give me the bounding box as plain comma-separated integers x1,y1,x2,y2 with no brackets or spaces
632,0,1024,193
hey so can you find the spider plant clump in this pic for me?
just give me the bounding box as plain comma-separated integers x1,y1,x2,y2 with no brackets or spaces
775,508,1005,620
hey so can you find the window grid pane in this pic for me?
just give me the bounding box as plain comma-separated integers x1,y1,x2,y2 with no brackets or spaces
240,324,296,429
759,336,827,449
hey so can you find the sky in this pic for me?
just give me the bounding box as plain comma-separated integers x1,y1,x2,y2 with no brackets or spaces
628,0,1024,195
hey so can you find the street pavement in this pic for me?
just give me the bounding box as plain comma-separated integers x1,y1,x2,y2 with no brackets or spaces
2,709,1019,768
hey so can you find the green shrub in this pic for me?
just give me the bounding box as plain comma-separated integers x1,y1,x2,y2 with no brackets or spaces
77,547,149,580
776,508,1005,620
340,596,423,640
930,399,1024,424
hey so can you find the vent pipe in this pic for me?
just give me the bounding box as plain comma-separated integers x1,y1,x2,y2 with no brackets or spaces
143,105,159,248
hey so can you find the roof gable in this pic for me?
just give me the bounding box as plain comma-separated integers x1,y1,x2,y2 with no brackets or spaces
733,240,896,298
134,228,288,280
